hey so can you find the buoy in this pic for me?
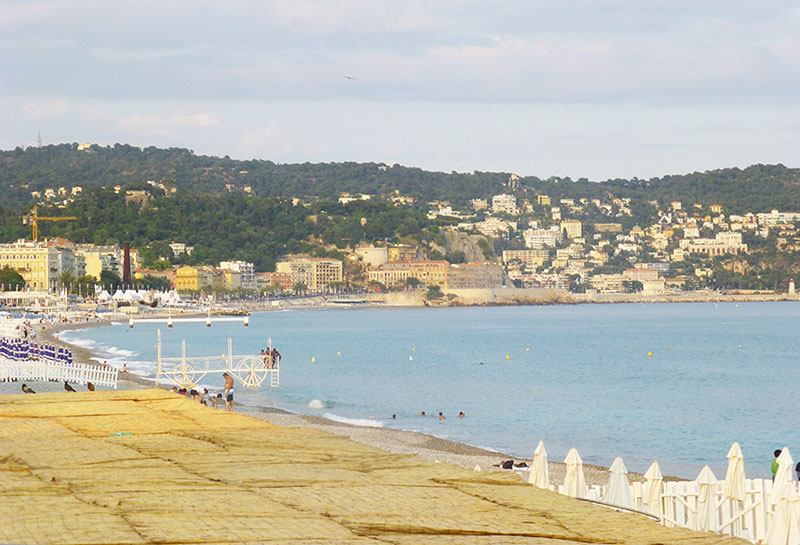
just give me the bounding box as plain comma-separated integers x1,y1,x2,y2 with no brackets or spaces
337,351,341,356
311,357,316,363
409,356,413,361
412,347,415,351
128,319,134,328
667,347,671,351
369,416,375,420
738,345,742,349
506,354,510,360
648,352,652,358
526,347,530,352
167,318,173,328
244,316,249,327
206,319,211,327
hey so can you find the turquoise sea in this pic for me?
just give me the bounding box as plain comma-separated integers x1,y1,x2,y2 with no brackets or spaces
60,302,800,479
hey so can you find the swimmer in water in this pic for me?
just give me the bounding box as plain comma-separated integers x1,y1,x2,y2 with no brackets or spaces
458,411,465,418
417,411,426,416
438,412,445,420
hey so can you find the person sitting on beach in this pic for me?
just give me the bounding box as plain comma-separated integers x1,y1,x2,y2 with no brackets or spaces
773,449,782,481
122,364,127,373
223,372,234,411
438,412,445,420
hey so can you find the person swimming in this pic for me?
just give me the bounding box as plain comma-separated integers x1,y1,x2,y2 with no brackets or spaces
458,411,465,418
417,411,426,416
438,412,445,420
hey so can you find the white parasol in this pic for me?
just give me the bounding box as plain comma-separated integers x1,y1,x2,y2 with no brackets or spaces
694,465,718,532
561,447,587,498
528,440,550,489
603,456,634,508
644,461,664,518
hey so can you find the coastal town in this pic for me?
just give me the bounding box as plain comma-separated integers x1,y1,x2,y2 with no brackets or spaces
2,173,798,303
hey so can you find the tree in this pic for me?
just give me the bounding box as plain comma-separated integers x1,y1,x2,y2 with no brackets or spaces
0,267,24,290
139,274,172,291
100,269,123,292
445,250,466,264
405,277,421,289
293,282,307,295
426,285,444,299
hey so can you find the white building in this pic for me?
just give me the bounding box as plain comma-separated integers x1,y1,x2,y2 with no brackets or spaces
491,194,517,215
219,260,256,289
524,227,562,249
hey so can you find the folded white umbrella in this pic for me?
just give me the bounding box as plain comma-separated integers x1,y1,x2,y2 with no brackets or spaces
528,440,550,489
772,448,796,509
765,475,800,545
562,447,587,498
603,456,634,508
695,465,718,532
644,461,664,518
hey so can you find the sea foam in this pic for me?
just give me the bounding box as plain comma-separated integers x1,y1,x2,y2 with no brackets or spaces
322,412,385,428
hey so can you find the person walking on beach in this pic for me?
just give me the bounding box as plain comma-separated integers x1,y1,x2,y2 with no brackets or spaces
223,372,234,412
772,449,782,481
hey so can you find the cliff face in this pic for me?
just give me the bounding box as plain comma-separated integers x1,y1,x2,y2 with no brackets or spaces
431,229,493,262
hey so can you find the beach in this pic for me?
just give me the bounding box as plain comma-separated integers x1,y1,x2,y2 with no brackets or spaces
0,387,745,544
17,313,657,487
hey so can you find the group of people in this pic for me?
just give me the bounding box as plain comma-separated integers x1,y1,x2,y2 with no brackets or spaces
174,371,235,412
416,411,466,419
259,347,281,369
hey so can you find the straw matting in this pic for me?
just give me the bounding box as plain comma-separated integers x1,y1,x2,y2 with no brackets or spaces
0,389,745,544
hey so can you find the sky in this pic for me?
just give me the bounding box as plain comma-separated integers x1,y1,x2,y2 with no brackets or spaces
2,0,800,181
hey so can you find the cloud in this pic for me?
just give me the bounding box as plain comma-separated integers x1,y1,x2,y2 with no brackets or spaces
21,99,69,118
117,112,220,137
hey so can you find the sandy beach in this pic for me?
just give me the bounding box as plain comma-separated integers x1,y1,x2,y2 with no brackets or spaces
2,314,672,488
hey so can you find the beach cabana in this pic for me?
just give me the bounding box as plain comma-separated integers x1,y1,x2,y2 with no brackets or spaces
603,456,634,509
644,461,663,518
561,447,587,499
764,474,800,545
528,440,550,489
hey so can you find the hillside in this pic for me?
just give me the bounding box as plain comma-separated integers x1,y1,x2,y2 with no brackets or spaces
2,144,800,213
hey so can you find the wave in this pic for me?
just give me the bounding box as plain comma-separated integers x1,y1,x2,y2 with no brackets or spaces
308,399,326,408
322,412,385,428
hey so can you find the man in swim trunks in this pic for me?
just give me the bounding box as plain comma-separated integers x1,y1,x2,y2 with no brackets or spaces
223,372,234,412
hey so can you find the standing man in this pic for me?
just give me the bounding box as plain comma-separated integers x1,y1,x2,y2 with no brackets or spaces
223,372,234,412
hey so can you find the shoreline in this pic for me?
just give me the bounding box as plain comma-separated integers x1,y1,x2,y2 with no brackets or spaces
18,313,685,486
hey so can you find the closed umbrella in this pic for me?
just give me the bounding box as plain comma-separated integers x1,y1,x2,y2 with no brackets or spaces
722,442,746,536
695,465,718,532
603,456,634,508
562,447,587,498
765,473,800,545
528,440,550,489
644,461,664,518
772,448,795,509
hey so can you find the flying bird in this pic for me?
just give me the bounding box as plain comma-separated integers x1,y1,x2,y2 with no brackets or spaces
64,381,76,392
21,384,35,394
87,382,95,392
344,75,357,80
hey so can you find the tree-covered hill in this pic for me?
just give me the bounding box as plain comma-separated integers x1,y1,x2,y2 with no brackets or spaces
1,143,800,213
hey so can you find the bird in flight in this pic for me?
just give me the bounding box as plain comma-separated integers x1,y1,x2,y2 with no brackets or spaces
344,75,357,80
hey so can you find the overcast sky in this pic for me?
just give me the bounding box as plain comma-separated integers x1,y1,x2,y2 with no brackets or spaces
2,0,799,180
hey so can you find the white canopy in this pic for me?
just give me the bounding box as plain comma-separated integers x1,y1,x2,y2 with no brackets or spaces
528,440,550,489
723,441,746,501
603,456,634,508
644,461,663,518
561,447,587,499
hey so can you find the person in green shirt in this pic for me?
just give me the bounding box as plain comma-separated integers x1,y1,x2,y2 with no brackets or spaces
772,449,782,481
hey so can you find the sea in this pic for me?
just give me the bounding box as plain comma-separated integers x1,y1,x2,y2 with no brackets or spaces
59,301,800,479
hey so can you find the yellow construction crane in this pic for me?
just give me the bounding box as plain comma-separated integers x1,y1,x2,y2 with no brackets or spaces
23,205,77,241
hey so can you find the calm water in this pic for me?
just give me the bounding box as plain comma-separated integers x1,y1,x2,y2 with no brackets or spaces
61,302,800,478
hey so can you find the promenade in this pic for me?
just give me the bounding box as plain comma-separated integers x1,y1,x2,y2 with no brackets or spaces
0,389,744,544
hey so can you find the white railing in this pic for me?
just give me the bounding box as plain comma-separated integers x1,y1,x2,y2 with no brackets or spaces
0,358,118,388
